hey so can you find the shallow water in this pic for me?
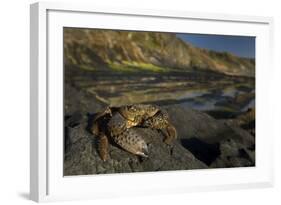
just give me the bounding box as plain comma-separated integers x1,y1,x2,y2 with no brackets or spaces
181,99,218,111
180,86,255,112
72,71,255,113
242,99,255,111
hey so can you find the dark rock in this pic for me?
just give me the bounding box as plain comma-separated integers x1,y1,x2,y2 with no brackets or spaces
64,113,207,175
64,105,255,175
223,108,255,136
64,83,106,116
165,105,255,168
166,105,254,145
209,138,255,168
180,138,220,166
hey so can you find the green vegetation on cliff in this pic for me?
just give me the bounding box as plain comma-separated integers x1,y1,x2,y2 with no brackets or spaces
64,28,255,77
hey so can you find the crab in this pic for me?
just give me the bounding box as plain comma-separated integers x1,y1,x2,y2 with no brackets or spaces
90,104,177,161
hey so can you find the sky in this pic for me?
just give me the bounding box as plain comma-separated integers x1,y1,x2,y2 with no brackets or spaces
176,33,255,59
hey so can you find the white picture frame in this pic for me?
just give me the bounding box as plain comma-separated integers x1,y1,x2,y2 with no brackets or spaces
30,1,274,202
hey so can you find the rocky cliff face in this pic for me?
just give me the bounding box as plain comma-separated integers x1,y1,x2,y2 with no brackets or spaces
64,28,255,77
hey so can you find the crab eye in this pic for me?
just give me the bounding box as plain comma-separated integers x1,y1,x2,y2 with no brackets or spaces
129,107,136,112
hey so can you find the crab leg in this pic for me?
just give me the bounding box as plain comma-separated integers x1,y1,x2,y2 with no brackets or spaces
90,107,113,161
142,111,177,144
90,120,100,136
99,133,109,161
93,106,112,121
162,124,177,144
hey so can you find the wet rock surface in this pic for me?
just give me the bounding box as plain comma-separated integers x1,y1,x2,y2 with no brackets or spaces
167,105,255,168
64,98,255,175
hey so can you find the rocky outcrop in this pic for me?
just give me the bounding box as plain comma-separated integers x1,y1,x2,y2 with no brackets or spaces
64,104,255,176
64,28,255,77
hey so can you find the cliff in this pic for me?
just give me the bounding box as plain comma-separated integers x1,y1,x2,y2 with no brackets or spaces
64,28,255,77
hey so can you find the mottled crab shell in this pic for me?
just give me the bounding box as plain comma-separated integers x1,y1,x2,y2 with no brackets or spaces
113,128,149,158
92,104,177,160
142,109,170,129
118,104,160,123
107,112,128,136
107,112,149,157
142,109,177,144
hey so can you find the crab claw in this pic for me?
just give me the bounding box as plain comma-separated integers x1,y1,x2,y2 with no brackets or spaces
114,129,149,158
136,143,149,158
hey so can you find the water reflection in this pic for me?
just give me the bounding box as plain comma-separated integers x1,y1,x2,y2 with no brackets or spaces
73,71,255,113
